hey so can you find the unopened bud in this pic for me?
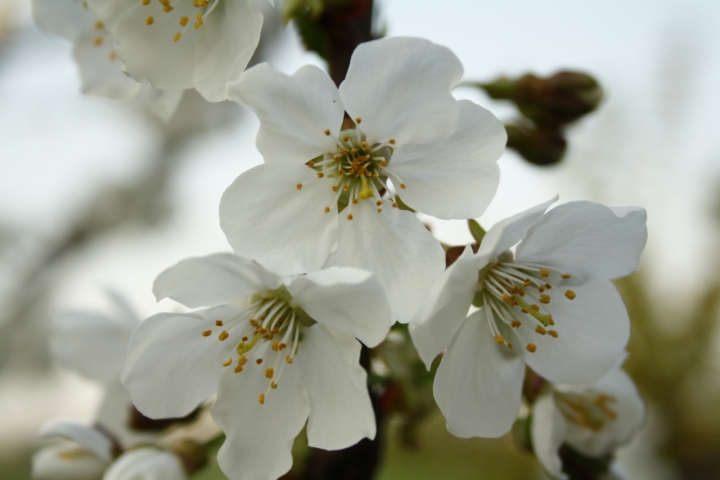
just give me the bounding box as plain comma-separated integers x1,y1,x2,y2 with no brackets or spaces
479,71,603,127
505,125,567,166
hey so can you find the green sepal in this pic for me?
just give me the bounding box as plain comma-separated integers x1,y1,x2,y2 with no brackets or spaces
467,219,486,244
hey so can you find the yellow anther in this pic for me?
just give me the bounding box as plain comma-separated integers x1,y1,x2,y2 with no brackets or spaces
279,343,287,350
507,342,513,349
324,129,331,136
307,161,315,168
524,279,531,287
95,21,104,29
531,304,540,311
324,207,331,213
561,273,571,279
272,341,280,352
392,202,398,208
511,320,521,328
215,320,224,326
342,135,349,142
256,358,263,365
538,286,545,293
535,326,547,335
179,16,189,26
342,149,349,155
146,16,154,25
174,32,182,42
286,355,294,364
548,315,555,326
242,336,248,342
296,183,303,190
352,198,358,204
194,13,203,29
565,289,576,300
361,142,368,149
265,368,274,379
494,334,505,345
163,4,174,12
526,343,537,353
259,327,268,334
389,138,396,145
548,330,559,338
515,286,526,297
332,186,339,192
238,355,248,366
258,393,265,404
271,382,278,389
545,283,552,289
355,117,362,124
234,365,243,373
222,358,232,367
317,172,324,178
143,0,151,4
539,294,551,304
377,208,382,213
93,36,103,46
202,330,212,337
539,269,550,277
501,292,511,303
350,149,357,155
218,331,229,341
376,200,382,206
347,214,353,220
400,183,406,189
380,160,388,167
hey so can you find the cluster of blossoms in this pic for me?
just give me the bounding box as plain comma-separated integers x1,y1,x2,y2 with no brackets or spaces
32,3,648,480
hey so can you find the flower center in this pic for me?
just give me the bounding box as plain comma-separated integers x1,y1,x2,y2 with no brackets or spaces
474,253,576,353
141,0,215,43
554,391,618,432
200,286,314,404
300,123,408,220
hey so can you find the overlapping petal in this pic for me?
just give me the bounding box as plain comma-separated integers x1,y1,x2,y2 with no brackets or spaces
433,311,525,438
122,306,243,419
220,164,338,277
40,420,113,462
297,324,376,449
325,200,445,323
32,444,108,480
230,64,344,165
512,281,629,384
103,449,187,480
32,0,94,40
340,37,463,146
153,252,281,308
389,100,504,219
516,202,648,284
531,392,568,480
213,362,307,480
410,246,485,369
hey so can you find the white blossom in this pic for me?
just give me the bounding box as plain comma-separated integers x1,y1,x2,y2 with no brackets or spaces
532,361,645,480
121,253,394,480
31,0,183,120
410,198,647,438
84,0,264,102
220,36,506,322
103,448,187,480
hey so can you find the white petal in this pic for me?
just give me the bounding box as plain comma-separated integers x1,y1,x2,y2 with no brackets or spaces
297,324,376,449
531,392,568,480
325,200,445,323
51,312,132,384
409,245,486,369
103,449,186,480
513,281,629,384
433,311,525,438
220,164,338,276
388,100,504,219
73,27,143,101
40,420,113,462
32,0,95,40
516,201,648,284
559,366,645,458
153,252,280,308
99,0,196,90
340,37,463,145
212,360,308,480
478,196,558,259
286,267,393,347
104,289,141,331
121,307,242,419
150,89,184,122
32,444,108,480
193,0,263,102
230,63,343,165
602,462,631,480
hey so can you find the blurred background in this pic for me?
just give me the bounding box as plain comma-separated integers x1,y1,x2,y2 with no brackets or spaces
1,0,720,478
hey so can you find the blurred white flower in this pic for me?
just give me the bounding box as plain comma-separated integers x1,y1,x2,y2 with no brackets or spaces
221,36,506,323
410,198,647,438
103,448,187,480
121,252,394,480
84,0,264,102
31,0,183,120
532,362,645,480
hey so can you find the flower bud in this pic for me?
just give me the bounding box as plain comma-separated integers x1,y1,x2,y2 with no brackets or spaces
505,125,567,166
481,71,603,127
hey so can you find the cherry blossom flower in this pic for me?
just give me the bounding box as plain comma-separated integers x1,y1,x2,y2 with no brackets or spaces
32,0,183,120
84,0,264,102
532,361,645,480
32,420,187,480
410,198,647,438
220,36,506,322
121,253,393,480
